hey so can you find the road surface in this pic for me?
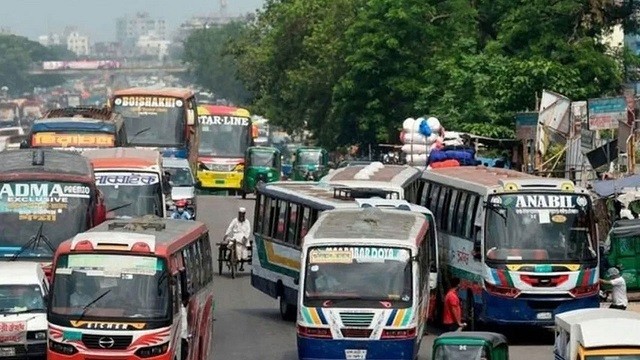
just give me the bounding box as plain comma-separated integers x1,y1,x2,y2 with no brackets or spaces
199,195,553,360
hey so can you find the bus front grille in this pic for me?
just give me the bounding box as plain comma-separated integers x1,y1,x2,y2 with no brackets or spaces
82,334,132,350
340,312,374,327
341,328,373,338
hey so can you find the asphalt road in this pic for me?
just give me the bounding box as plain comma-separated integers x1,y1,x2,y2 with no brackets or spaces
199,195,553,360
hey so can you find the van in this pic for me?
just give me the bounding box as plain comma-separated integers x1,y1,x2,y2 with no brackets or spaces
0,262,49,359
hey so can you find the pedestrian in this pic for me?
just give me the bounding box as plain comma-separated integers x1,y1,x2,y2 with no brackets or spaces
600,267,628,310
442,277,466,331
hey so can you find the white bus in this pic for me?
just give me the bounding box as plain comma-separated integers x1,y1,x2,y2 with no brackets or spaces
297,207,432,360
414,166,599,328
252,181,438,321
320,162,422,203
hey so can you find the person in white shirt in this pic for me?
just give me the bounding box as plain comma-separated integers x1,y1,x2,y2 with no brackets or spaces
224,207,252,270
181,299,189,360
600,267,628,310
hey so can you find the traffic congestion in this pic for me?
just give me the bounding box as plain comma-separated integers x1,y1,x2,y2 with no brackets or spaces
2,0,640,358
0,84,636,360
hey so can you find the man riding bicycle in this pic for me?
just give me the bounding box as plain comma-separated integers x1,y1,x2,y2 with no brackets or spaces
223,207,251,271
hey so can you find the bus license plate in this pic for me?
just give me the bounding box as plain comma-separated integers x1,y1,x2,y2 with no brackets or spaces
537,312,552,320
0,347,15,357
345,349,367,359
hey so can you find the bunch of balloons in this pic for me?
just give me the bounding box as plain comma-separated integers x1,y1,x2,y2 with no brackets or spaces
400,116,445,166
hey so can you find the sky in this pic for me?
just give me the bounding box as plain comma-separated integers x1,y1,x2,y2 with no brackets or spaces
0,0,265,42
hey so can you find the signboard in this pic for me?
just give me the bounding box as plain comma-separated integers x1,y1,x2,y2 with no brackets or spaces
198,115,250,126
515,112,538,141
32,132,115,148
588,97,627,130
0,182,90,222
309,247,410,264
113,97,183,108
95,172,160,186
0,321,27,344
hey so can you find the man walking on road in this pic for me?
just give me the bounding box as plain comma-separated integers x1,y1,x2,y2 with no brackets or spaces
443,277,466,332
600,267,628,310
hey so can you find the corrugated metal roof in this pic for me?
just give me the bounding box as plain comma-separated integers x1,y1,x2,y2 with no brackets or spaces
312,208,422,240
429,165,537,187
85,217,204,245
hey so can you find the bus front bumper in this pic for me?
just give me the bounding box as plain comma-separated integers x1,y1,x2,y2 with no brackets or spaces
197,170,243,190
0,340,46,359
481,291,600,326
297,336,417,360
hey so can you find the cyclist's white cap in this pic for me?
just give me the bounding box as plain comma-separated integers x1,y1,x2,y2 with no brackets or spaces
239,207,246,213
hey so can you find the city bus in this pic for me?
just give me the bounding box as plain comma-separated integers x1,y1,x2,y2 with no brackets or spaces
0,149,106,277
297,208,431,360
319,162,422,203
253,179,438,321
110,87,199,167
23,107,127,151
82,148,168,219
47,217,215,360
196,104,254,194
414,166,599,328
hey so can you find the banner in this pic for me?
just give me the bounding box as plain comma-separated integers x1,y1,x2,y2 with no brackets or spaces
198,115,250,126
0,321,27,344
113,97,183,108
95,172,160,186
588,97,627,130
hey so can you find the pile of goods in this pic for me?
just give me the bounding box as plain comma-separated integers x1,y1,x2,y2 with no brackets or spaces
400,117,479,168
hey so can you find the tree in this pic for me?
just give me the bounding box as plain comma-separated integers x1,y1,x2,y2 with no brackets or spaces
183,22,250,104
0,34,69,95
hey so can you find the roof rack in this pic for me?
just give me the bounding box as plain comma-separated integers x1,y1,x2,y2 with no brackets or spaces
43,106,116,120
332,186,400,200
108,217,166,231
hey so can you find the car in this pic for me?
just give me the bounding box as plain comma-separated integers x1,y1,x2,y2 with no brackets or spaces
162,157,198,219
0,262,49,359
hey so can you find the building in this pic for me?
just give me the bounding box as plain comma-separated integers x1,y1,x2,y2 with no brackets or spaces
174,14,249,43
92,42,123,59
136,35,171,61
67,32,90,56
38,33,62,47
116,12,167,47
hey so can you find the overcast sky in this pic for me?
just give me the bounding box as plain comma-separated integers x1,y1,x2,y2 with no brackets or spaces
0,0,265,42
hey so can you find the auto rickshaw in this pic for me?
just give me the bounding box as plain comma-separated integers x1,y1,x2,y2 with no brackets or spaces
292,147,329,181
432,332,509,360
605,218,640,291
241,146,281,199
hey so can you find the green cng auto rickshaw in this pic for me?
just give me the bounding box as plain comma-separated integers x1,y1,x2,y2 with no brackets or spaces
605,219,640,292
432,332,509,360
292,147,329,181
241,146,281,199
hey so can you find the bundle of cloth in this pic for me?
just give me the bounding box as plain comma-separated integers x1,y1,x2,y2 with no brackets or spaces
427,145,481,168
400,116,445,166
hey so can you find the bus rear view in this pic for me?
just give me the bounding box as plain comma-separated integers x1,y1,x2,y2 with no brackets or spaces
297,208,432,360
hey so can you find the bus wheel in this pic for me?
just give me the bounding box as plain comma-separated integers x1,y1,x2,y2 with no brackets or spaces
279,296,296,321
465,291,476,331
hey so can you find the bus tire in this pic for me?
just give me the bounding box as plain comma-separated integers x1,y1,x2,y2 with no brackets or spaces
465,290,475,331
279,296,296,322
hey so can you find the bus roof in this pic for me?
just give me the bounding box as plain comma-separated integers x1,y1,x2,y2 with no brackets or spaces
321,163,420,187
60,217,207,260
0,149,94,180
162,156,190,169
82,148,161,170
31,118,118,133
305,207,428,247
197,104,251,117
112,87,195,99
43,106,119,121
421,166,584,194
354,198,433,215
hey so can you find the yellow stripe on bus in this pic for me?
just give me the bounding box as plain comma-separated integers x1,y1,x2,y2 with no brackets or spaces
392,309,406,327
265,240,300,270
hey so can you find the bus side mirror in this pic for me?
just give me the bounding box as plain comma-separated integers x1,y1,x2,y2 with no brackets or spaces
19,139,28,149
186,109,195,126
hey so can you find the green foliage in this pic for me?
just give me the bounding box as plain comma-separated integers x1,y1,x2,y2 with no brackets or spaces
183,22,250,105
185,0,638,148
0,34,69,94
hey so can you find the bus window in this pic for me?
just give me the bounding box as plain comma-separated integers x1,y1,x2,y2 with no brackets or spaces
275,200,287,241
300,207,311,239
419,182,429,207
255,194,263,232
200,234,213,283
447,189,459,233
437,188,449,229
268,198,278,238
428,183,439,210
466,196,479,239
456,192,468,237
287,203,299,245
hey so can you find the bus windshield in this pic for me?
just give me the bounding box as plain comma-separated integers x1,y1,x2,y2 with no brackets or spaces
250,151,276,167
96,172,163,218
485,193,597,263
50,254,170,320
303,246,412,308
297,151,322,166
0,107,16,121
586,356,640,360
165,167,194,187
0,181,91,259
198,123,251,157
114,99,185,147
0,284,46,314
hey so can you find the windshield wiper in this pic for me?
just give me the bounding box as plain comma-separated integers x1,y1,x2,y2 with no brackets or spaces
107,202,132,213
12,308,46,314
128,127,151,143
77,289,111,322
9,222,54,261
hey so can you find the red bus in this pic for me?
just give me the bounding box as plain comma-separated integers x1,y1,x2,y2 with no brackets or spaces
47,217,215,360
0,149,106,278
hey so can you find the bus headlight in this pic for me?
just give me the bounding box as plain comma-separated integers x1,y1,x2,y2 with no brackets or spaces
49,339,78,355
135,342,169,358
29,331,46,340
